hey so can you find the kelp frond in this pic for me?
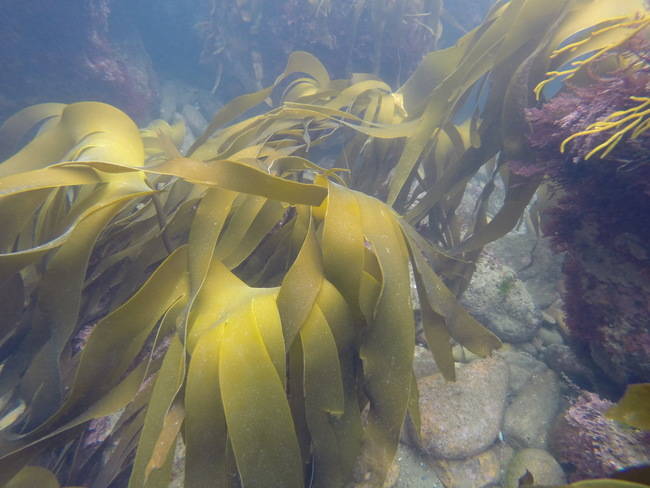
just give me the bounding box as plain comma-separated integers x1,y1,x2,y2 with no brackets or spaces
0,50,502,488
534,13,650,100
561,95,650,159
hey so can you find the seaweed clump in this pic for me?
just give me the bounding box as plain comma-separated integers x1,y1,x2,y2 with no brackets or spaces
523,32,650,387
550,390,650,481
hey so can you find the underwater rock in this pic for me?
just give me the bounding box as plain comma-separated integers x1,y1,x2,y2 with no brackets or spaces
543,344,595,391
496,350,547,394
159,81,178,122
182,103,208,136
432,442,512,488
523,65,650,386
503,369,560,449
504,448,565,488
549,391,650,482
0,0,158,122
462,258,541,343
484,231,563,310
416,357,508,460
536,326,564,347
412,344,439,379
393,443,444,488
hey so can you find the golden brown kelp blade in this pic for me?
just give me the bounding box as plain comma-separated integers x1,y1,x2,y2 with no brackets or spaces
0,102,146,178
2,3,648,487
606,383,650,430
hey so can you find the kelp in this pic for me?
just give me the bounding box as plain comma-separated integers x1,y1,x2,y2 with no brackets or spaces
0,1,648,487
606,383,650,430
195,0,449,96
561,95,650,159
534,12,650,160
0,62,496,488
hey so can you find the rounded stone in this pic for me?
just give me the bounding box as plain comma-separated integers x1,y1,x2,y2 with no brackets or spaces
413,344,439,379
497,350,547,394
417,357,509,459
461,258,541,343
503,369,560,449
504,448,566,488
433,443,503,488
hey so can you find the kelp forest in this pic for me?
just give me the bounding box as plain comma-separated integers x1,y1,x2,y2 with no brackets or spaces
0,0,649,487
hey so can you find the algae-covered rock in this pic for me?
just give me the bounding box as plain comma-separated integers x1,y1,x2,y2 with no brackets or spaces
550,391,650,482
504,448,565,488
462,258,541,343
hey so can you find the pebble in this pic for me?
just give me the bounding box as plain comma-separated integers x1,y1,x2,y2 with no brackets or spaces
537,326,564,346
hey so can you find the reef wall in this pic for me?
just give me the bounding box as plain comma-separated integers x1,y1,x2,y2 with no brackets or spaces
522,65,650,387
0,0,158,122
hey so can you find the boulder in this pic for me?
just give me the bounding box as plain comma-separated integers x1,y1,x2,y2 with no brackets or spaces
433,442,511,488
503,369,560,449
462,258,541,343
504,448,565,488
497,350,547,394
417,357,509,459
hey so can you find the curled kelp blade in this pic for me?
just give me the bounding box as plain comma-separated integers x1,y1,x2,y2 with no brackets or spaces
0,102,145,178
0,100,153,287
403,222,501,358
0,103,65,161
0,177,156,393
184,323,228,488
218,297,303,488
0,247,189,451
277,211,363,486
